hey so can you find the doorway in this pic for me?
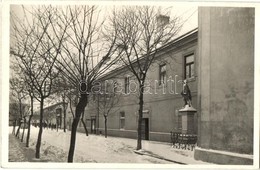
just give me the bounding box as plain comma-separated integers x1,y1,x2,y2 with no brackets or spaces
91,118,96,134
141,118,149,140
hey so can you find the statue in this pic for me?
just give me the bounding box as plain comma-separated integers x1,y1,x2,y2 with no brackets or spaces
181,80,192,107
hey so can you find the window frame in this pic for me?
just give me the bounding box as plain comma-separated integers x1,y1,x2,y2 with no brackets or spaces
159,63,167,85
184,53,195,79
124,76,130,94
119,111,125,130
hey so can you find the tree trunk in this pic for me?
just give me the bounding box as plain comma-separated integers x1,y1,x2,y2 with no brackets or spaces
63,101,66,133
81,118,88,136
12,119,16,135
15,119,22,138
68,94,88,163
16,98,23,138
35,98,44,159
137,83,144,150
21,117,26,142
57,121,59,132
105,116,107,138
26,96,34,147
81,110,88,136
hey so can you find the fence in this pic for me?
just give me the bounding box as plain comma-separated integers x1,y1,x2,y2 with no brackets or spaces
170,131,197,151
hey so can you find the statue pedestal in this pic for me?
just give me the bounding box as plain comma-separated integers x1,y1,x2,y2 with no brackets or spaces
179,105,197,134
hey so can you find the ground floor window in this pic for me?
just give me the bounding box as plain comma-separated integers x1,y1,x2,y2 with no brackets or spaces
120,112,125,129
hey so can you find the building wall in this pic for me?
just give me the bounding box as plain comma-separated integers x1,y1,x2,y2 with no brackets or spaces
195,7,254,164
85,31,199,143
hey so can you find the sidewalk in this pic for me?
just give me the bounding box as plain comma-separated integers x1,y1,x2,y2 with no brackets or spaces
8,127,212,164
135,140,212,165
8,134,45,162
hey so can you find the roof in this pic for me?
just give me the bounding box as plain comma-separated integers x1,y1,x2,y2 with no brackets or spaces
98,28,198,80
34,102,67,115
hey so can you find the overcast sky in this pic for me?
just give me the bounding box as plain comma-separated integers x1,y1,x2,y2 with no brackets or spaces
10,4,198,109
10,4,198,35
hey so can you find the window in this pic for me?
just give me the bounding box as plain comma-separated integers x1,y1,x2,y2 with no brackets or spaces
184,54,195,79
113,81,118,94
159,64,166,85
124,76,130,94
120,112,125,129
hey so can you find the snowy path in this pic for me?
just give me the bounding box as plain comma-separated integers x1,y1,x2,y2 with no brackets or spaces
9,126,211,164
9,134,29,162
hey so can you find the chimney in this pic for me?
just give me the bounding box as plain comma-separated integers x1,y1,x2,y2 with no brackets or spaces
156,15,170,29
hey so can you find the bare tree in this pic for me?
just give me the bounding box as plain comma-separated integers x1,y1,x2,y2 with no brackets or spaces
9,77,27,139
47,6,119,162
97,81,121,138
9,103,19,135
109,6,182,150
51,75,77,133
10,5,70,158
11,41,37,147
25,84,34,147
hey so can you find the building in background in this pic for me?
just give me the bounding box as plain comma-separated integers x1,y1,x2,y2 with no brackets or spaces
33,102,68,129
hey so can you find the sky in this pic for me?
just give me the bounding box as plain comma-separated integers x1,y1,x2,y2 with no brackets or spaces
10,4,198,110
10,4,198,36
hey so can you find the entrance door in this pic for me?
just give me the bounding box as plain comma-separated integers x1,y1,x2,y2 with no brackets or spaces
91,118,96,134
141,118,149,140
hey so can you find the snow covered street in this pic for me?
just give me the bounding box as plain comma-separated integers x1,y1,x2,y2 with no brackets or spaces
9,126,211,164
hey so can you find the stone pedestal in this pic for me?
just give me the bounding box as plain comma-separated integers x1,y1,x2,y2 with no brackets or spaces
179,105,196,134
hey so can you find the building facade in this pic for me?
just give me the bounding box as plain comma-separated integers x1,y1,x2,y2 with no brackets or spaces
82,28,199,142
34,7,254,165
194,7,254,165
33,102,68,129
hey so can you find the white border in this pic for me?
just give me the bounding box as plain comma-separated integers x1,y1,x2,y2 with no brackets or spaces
1,1,260,170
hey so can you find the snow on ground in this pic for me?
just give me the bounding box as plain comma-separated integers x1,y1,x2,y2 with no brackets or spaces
9,134,29,162
9,126,211,164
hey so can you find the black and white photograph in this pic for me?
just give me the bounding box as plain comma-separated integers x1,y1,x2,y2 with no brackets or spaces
0,1,259,169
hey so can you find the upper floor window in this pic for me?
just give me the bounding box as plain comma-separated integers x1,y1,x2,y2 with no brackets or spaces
124,76,130,94
120,111,125,129
113,81,118,94
184,54,195,79
159,64,166,85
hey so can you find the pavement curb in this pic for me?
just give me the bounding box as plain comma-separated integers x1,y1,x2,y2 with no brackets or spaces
133,149,186,165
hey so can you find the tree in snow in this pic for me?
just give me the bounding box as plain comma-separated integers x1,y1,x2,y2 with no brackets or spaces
108,6,182,150
9,76,27,140
10,5,70,158
96,80,121,138
42,6,119,162
10,55,36,147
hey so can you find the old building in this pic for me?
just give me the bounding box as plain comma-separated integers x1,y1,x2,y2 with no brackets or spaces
33,102,68,129
82,28,199,142
37,7,254,165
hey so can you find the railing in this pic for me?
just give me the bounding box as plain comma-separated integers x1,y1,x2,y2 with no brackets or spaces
170,131,197,151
